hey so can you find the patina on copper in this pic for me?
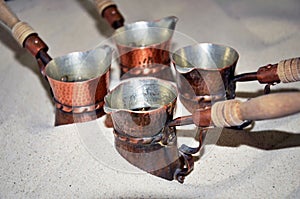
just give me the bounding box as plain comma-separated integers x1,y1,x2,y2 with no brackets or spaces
104,77,202,183
113,16,178,81
173,43,238,113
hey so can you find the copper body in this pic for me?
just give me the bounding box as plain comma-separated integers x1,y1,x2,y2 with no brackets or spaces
117,40,170,71
113,16,178,81
48,72,108,108
117,41,173,80
172,43,292,113
104,77,200,183
177,65,236,112
115,134,182,181
23,35,112,126
49,71,109,126
173,43,238,113
44,45,112,126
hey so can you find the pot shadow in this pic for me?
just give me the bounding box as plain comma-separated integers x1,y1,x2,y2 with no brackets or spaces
177,123,300,164
235,88,300,99
0,25,53,101
215,127,300,150
177,126,300,151
214,88,300,150
75,0,114,38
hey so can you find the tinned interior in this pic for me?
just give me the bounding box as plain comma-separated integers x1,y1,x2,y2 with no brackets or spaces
45,45,112,82
104,78,177,112
173,43,239,72
113,16,177,47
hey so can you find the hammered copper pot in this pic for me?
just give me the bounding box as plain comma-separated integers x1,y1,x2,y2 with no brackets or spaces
172,43,239,112
104,77,201,183
46,45,113,125
113,16,178,81
0,0,116,125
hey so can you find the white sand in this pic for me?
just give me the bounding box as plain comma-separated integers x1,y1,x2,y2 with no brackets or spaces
0,0,299,198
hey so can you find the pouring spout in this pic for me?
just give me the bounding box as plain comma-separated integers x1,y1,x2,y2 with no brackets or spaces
99,44,114,59
156,16,178,31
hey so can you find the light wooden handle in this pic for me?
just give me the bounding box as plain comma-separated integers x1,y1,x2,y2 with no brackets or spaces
211,92,300,127
277,57,300,83
94,0,115,15
0,0,36,46
0,0,19,28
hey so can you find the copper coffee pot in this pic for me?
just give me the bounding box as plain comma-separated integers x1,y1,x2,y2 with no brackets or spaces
93,0,177,81
172,43,300,113
104,77,300,183
0,0,113,126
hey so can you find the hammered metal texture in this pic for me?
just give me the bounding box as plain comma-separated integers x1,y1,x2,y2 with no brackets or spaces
104,77,177,138
48,70,109,107
117,40,171,69
176,65,236,112
113,16,177,80
111,101,176,138
173,43,238,112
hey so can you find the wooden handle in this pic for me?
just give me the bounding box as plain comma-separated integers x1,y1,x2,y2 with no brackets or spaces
240,92,300,120
0,0,36,46
277,57,300,83
0,0,19,28
211,92,300,127
94,0,115,15
93,0,124,29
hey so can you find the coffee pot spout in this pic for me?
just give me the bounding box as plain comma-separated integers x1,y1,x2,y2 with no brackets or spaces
155,16,178,31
